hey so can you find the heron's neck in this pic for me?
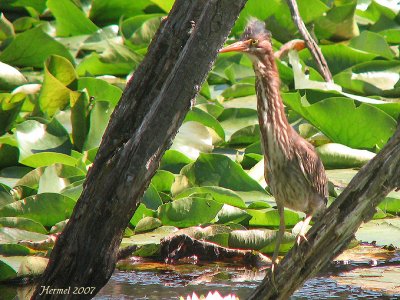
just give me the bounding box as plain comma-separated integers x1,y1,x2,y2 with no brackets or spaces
253,52,291,154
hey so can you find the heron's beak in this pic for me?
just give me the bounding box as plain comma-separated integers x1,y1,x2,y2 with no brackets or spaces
219,40,250,53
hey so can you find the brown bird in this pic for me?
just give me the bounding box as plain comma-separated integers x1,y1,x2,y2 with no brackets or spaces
219,19,328,265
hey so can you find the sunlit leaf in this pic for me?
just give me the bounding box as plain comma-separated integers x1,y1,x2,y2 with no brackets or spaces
0,26,74,68
0,62,26,90
38,55,77,116
349,30,394,59
283,93,396,150
356,219,400,247
47,0,98,37
172,153,269,204
0,193,75,226
229,229,295,254
82,101,113,151
316,143,375,169
16,118,72,162
158,197,223,228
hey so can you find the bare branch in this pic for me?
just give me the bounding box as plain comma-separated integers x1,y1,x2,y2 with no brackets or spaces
285,0,333,82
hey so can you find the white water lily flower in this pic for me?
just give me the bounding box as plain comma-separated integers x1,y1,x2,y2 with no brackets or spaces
182,291,239,300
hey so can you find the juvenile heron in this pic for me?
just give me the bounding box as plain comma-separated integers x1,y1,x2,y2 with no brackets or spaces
219,19,328,265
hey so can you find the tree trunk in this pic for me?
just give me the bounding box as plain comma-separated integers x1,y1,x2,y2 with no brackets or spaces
32,1,247,298
248,124,400,299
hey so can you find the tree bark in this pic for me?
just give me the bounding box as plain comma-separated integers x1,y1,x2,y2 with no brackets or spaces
248,124,400,299
32,1,247,298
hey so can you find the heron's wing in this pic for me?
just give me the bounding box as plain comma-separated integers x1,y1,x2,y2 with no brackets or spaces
293,135,328,199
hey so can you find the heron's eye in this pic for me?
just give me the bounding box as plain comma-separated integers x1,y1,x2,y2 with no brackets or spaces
251,39,259,46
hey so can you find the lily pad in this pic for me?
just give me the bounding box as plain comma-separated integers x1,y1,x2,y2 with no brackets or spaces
0,193,75,226
158,197,223,228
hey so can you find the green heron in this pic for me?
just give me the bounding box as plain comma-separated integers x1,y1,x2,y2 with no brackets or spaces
219,19,328,265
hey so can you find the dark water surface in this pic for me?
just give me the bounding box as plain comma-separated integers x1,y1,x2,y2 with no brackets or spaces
96,261,400,300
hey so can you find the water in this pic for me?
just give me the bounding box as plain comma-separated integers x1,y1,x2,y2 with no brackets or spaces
95,257,400,300
2,246,399,299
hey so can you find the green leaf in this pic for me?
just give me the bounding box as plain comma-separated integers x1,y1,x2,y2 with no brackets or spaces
135,217,162,234
314,1,359,40
349,31,394,59
77,77,122,107
3,0,47,14
247,208,301,227
122,226,178,247
217,204,250,224
173,153,269,203
70,91,89,151
175,186,246,209
38,164,85,194
185,107,225,140
142,183,163,210
0,227,48,243
150,0,174,12
0,184,13,208
16,118,72,162
299,44,377,76
218,108,258,141
379,191,400,215
0,167,31,188
0,26,74,68
38,55,77,116
0,257,18,281
0,13,14,41
232,0,279,36
170,122,213,159
316,143,375,169
0,244,30,256
228,229,295,254
20,153,77,168
82,101,113,151
0,93,25,135
60,180,83,201
47,0,98,37
228,124,260,145
90,0,152,25
356,219,400,247
0,217,47,234
0,255,49,282
160,150,192,174
77,43,141,76
0,143,18,170
130,203,155,227
121,14,164,49
158,197,223,228
333,61,400,96
0,62,26,90
283,93,396,150
0,193,75,226
222,83,255,99
151,170,175,193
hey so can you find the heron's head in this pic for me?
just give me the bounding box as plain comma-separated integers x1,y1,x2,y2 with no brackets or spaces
219,19,272,57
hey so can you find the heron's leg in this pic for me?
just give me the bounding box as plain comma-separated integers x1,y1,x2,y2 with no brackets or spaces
272,203,285,265
270,203,285,292
296,215,312,245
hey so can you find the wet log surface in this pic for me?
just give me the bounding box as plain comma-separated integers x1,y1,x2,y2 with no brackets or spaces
160,234,271,268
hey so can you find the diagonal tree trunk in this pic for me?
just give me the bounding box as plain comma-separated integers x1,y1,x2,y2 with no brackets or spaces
248,124,400,299
32,1,247,298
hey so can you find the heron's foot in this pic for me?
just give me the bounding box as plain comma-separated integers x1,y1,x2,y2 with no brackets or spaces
296,232,308,246
270,262,279,292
